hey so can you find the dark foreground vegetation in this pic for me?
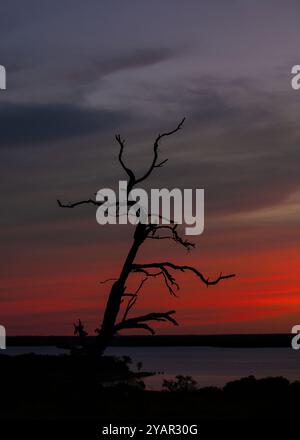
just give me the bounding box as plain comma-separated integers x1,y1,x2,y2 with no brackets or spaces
1,353,299,421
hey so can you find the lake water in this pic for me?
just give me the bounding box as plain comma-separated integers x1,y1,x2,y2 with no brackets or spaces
4,346,300,390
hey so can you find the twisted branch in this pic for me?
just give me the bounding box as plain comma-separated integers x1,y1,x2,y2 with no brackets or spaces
132,262,235,286
57,198,101,209
147,224,195,251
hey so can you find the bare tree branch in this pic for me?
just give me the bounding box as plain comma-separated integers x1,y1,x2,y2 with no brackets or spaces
121,278,148,321
115,134,136,191
113,119,186,196
57,198,138,214
135,118,185,185
99,278,118,285
57,119,185,213
122,294,137,322
134,277,148,295
132,262,235,286
132,267,179,296
57,198,102,208
147,224,195,251
155,158,168,168
160,269,180,296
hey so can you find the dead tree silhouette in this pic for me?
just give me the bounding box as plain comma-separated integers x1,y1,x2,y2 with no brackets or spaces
58,118,235,354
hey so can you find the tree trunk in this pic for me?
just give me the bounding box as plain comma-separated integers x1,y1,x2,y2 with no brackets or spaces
96,223,147,353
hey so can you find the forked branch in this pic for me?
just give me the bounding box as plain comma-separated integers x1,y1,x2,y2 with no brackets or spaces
58,119,185,210
135,118,185,185
116,118,185,193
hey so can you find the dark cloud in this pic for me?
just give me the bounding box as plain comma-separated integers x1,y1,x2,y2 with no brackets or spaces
0,102,130,147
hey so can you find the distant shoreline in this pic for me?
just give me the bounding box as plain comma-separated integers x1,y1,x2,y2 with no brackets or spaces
6,334,293,348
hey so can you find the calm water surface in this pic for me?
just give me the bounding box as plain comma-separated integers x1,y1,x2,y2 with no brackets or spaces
107,346,300,389
5,346,300,390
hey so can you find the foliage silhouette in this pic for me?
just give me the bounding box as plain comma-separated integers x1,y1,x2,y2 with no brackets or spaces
162,375,198,392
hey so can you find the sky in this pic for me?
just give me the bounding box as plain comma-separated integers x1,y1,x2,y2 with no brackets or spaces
1,0,300,335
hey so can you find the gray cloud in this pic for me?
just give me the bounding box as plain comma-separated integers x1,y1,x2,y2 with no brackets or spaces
64,48,177,82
